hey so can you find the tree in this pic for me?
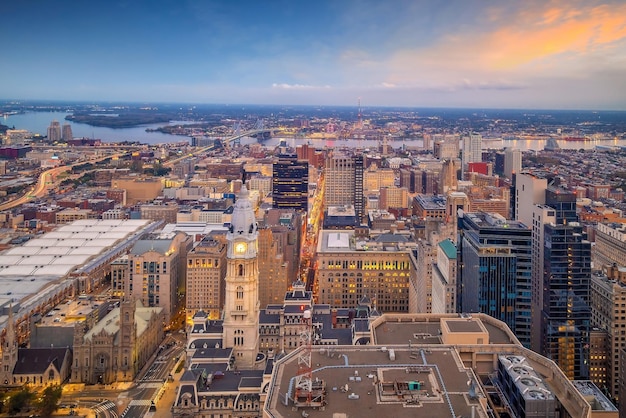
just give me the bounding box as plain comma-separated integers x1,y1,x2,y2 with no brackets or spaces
37,385,62,417
8,387,33,414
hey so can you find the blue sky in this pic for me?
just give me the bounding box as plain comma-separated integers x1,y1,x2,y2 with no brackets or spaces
2,0,626,109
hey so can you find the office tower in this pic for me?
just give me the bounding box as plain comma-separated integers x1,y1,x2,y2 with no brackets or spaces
378,186,408,211
324,153,364,222
433,135,460,160
530,205,556,351
258,210,303,308
494,151,506,175
462,132,482,170
590,266,626,399
222,187,260,368
458,212,532,347
257,228,289,308
620,349,626,417
593,222,626,271
422,170,439,194
431,239,457,313
364,164,395,192
61,123,73,141
111,256,128,298
412,227,437,313
545,186,578,224
446,191,469,241
140,203,179,224
126,232,191,323
354,154,364,222
503,147,522,180
541,221,591,379
316,229,412,312
186,235,227,320
398,168,412,191
412,169,423,194
272,154,308,212
515,172,548,226
47,120,62,142
439,159,459,193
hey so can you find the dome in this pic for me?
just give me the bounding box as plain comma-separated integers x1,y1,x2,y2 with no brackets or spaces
230,186,257,236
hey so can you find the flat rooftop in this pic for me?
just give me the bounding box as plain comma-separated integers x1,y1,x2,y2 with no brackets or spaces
265,346,484,418
371,314,517,346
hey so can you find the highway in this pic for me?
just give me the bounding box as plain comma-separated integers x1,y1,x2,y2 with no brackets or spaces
0,129,276,212
0,152,126,211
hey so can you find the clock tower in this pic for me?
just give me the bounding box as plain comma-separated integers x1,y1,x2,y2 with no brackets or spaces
222,186,260,368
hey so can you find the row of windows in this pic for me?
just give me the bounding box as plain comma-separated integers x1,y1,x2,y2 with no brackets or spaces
324,259,410,269
188,258,220,267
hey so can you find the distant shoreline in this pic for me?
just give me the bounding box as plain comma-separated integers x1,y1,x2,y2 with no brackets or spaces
65,113,172,129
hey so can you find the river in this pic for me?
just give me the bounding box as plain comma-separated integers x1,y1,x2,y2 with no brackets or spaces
4,111,626,151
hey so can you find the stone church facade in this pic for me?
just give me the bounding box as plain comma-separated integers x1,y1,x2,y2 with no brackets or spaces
71,299,164,384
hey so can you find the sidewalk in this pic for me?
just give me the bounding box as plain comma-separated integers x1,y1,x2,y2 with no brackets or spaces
144,362,185,418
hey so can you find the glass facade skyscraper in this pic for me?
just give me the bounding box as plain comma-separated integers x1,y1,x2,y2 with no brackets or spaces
458,212,532,347
541,221,591,380
272,154,308,212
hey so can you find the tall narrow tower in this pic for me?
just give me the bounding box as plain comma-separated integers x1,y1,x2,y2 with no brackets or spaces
223,187,260,368
0,307,18,385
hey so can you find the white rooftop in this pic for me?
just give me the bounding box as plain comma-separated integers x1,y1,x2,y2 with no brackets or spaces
327,232,351,249
0,219,152,306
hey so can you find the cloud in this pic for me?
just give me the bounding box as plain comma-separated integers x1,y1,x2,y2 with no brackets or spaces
361,1,626,91
271,83,331,90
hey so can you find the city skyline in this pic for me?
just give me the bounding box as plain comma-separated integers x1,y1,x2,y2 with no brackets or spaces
3,0,626,110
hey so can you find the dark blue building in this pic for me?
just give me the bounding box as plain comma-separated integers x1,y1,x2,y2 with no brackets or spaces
458,211,532,347
272,154,308,212
541,221,591,380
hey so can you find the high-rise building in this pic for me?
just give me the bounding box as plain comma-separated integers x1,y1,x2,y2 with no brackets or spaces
430,239,457,314
186,235,227,320
590,267,626,399
530,205,556,351
546,186,578,224
593,222,626,271
503,147,522,180
458,212,532,347
515,172,548,226
62,123,73,141
47,120,62,142
222,187,260,368
541,221,591,380
316,228,413,312
272,154,308,212
258,210,302,308
126,232,191,323
462,132,482,170
324,153,365,221
364,164,395,192
378,186,408,210
433,135,460,160
439,159,459,193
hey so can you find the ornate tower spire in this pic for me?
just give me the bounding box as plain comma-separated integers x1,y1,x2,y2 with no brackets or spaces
223,187,261,368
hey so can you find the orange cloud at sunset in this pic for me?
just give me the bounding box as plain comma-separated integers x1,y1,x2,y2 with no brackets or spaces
383,1,626,88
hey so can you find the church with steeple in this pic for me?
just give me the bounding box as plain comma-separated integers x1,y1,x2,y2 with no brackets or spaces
0,306,72,387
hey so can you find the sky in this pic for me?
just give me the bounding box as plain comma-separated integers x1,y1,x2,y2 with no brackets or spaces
2,0,626,110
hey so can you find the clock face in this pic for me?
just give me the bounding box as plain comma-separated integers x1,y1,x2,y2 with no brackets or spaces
235,242,247,254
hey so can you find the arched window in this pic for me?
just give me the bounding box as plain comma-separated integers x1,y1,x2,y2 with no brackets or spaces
238,264,244,276
236,286,244,299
